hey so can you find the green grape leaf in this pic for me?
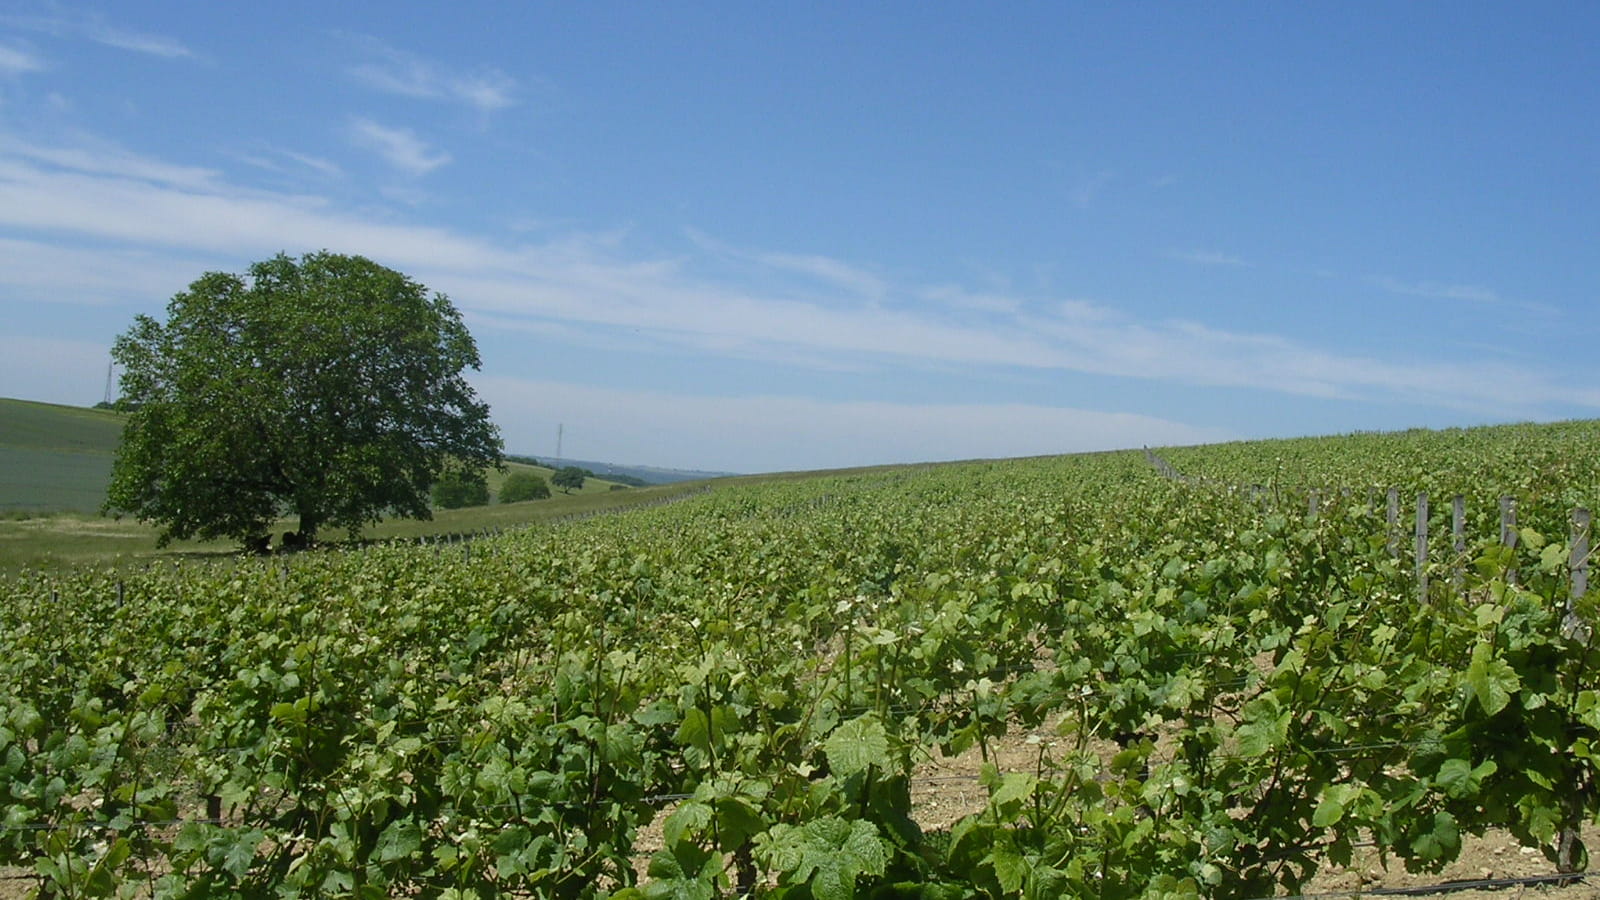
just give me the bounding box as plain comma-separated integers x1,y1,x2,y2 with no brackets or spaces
824,714,890,778
214,827,265,879
634,700,678,727
987,771,1038,818
986,839,1030,894
1234,697,1289,758
1312,784,1362,827
1410,811,1461,863
662,801,712,848
756,817,888,900
635,842,722,900
1466,642,1520,716
676,707,712,768
374,818,421,862
1541,543,1570,572
1435,758,1497,799
713,796,767,850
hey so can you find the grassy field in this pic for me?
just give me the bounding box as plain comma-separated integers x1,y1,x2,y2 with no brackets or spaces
0,398,124,513
485,458,627,499
0,481,706,573
0,397,665,572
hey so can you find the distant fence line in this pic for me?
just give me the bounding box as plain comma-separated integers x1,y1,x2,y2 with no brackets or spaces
409,484,716,549
1140,449,1593,610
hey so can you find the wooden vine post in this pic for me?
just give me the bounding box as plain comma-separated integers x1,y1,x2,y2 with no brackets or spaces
1566,509,1591,638
1387,488,1400,558
1452,495,1466,595
1557,508,1592,874
1501,496,1518,585
1415,492,1429,605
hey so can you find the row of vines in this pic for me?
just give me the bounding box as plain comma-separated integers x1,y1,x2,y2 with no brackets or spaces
3,421,1600,898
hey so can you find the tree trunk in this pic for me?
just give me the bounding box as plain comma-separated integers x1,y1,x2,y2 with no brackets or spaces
295,505,321,546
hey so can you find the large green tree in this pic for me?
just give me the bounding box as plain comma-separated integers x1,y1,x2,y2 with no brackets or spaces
552,466,587,494
105,251,502,547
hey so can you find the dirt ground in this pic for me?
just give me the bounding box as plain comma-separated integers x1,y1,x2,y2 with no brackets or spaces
908,717,1600,899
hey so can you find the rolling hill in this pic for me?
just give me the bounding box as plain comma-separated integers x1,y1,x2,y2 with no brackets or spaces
0,398,124,513
0,396,715,570
0,397,630,513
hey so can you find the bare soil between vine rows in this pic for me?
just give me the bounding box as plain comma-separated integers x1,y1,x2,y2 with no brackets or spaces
5,724,1596,899
905,718,1600,899
621,712,1600,898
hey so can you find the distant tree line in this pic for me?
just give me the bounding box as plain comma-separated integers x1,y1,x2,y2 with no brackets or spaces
504,454,649,488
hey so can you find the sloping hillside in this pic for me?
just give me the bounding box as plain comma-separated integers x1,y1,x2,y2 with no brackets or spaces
0,397,628,513
0,398,123,512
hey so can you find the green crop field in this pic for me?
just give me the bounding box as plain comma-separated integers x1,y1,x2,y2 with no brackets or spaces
0,398,124,514
6,419,1600,897
0,398,649,571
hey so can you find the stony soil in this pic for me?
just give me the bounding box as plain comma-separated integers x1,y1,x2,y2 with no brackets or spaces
5,721,1595,899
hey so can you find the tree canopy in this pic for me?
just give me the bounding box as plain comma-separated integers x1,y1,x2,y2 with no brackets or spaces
499,471,551,503
105,251,502,547
432,468,491,509
552,466,587,493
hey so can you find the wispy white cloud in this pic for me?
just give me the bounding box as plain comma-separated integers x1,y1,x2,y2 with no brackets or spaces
0,43,44,75
749,250,888,300
1069,169,1114,209
0,135,1594,422
446,246,1596,416
0,11,193,59
1374,276,1565,319
475,376,1235,473
0,135,221,190
0,139,491,263
378,184,435,207
1170,249,1251,268
0,238,216,304
1056,299,1115,323
281,150,341,178
238,146,343,179
920,285,1023,315
347,118,450,176
1374,276,1499,304
688,229,888,301
88,24,191,59
347,37,516,113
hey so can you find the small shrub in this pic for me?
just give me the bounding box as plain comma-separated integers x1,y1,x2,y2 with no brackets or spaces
500,471,551,503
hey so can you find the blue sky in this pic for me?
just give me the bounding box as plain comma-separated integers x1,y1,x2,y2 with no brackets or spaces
1,3,1596,473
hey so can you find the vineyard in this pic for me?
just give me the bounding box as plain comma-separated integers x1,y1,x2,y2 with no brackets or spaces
4,421,1600,898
